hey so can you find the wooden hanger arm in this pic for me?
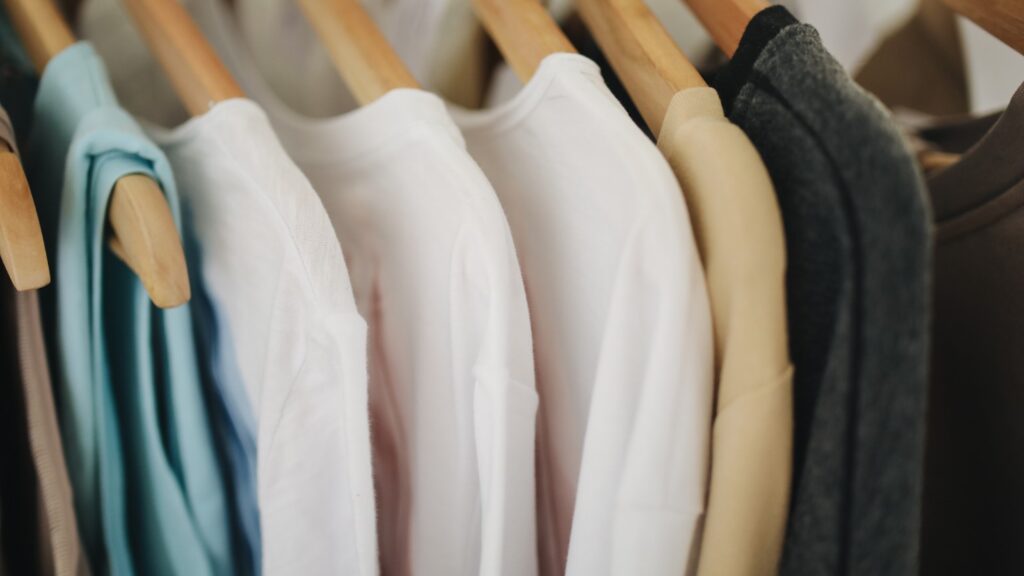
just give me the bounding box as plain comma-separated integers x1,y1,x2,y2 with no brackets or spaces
119,0,244,116
107,174,190,309
0,151,50,291
576,0,706,136
295,0,419,106
5,0,190,306
681,0,769,58
3,0,75,71
0,0,66,291
944,0,1024,55
470,0,576,82
0,166,192,305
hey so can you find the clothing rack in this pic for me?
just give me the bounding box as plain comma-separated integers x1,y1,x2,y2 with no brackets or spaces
1,1,1022,575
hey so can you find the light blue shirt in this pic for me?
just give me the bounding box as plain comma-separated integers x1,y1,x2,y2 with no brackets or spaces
25,42,234,576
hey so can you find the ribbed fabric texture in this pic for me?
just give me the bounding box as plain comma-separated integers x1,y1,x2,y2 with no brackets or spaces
715,7,931,576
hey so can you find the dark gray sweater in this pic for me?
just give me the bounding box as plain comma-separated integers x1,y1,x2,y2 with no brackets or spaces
715,7,931,576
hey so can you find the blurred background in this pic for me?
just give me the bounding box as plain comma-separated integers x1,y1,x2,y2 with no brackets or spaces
64,0,1023,131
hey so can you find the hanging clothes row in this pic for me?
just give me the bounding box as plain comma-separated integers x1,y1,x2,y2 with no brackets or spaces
0,0,1020,575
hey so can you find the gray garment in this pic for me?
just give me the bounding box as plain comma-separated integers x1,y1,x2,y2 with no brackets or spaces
715,7,931,576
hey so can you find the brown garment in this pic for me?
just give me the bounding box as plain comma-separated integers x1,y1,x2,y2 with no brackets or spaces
0,107,90,576
658,87,793,576
917,83,1024,575
896,108,998,177
855,0,968,116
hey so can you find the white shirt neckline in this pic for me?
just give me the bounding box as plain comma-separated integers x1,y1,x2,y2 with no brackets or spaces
184,0,465,166
447,53,603,134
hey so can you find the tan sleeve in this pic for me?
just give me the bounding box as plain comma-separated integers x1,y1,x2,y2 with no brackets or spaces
659,89,794,576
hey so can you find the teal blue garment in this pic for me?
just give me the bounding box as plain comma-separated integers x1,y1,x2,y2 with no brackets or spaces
24,42,234,576
186,224,262,576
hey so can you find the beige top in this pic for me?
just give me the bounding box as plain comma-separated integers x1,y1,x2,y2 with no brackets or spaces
657,88,793,576
0,107,90,576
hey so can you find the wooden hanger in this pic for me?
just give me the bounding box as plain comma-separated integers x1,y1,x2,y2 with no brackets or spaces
470,0,577,82
944,0,1024,55
295,0,420,106
575,0,707,137
0,146,49,291
119,0,245,116
680,0,770,58
4,0,190,307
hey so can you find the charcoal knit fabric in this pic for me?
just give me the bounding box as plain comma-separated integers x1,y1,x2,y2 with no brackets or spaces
715,7,931,576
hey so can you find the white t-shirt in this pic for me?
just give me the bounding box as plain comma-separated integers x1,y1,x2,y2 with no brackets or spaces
182,2,541,575
77,3,381,574
147,100,379,576
452,53,715,576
